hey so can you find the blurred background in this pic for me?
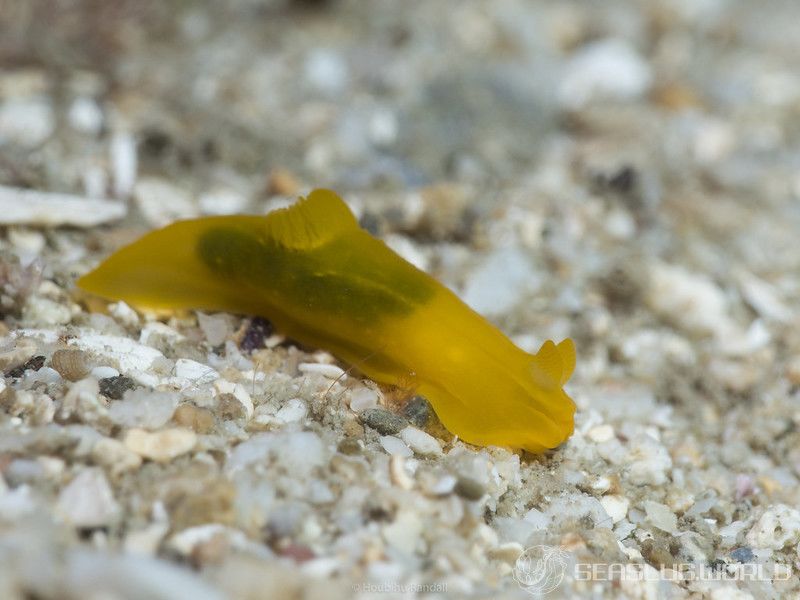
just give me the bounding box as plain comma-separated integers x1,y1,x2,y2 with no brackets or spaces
2,0,799,200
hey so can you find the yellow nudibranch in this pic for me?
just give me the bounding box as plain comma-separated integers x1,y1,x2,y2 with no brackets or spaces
78,189,576,452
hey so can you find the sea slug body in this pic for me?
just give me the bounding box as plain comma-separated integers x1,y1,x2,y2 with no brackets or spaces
78,189,576,452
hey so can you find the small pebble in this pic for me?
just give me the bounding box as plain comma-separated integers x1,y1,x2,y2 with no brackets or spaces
124,428,197,462
587,424,615,443
239,317,273,353
745,504,800,550
785,355,800,386
337,438,362,455
108,301,140,328
56,467,120,528
389,455,414,490
382,510,421,555
379,435,413,457
427,474,457,496
267,168,300,196
400,426,442,457
643,500,677,533
213,380,253,419
601,495,630,524
91,366,120,379
216,393,249,420
730,547,755,563
298,362,346,380
173,403,215,433
0,187,125,227
174,358,219,382
134,177,196,227
360,408,408,435
91,437,143,476
108,389,179,429
23,297,72,326
197,312,231,346
275,398,307,424
5,355,45,378
0,338,37,371
559,38,652,108
98,375,137,400
487,542,525,564
454,476,486,501
349,387,379,412
402,396,431,428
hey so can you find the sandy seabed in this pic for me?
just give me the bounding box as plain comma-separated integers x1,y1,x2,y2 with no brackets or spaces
1,1,799,598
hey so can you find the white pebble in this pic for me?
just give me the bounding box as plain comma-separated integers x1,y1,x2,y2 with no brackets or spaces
587,424,615,443
627,435,673,486
0,484,37,520
400,426,443,457
8,228,45,265
601,495,630,524
139,322,184,345
199,187,249,215
298,362,346,380
109,301,140,327
109,389,179,429
349,387,378,412
646,261,737,340
124,521,170,556
0,97,53,146
61,550,225,599
304,48,348,95
124,428,197,462
196,312,231,346
559,38,652,108
546,494,609,529
174,358,219,382
719,520,749,547
71,333,164,374
110,130,138,198
226,431,325,477
737,271,792,323
745,504,800,550
167,524,250,557
60,378,105,422
643,500,677,533
23,297,72,326
389,455,414,490
379,435,413,457
275,398,307,423
382,510,421,555
68,96,103,134
692,117,735,164
56,468,119,527
0,186,125,226
428,474,457,496
91,437,142,475
523,508,549,530
134,177,197,227
91,366,120,379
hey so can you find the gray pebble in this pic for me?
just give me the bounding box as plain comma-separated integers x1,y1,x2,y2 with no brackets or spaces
454,476,486,501
402,396,431,428
360,408,408,435
98,375,137,400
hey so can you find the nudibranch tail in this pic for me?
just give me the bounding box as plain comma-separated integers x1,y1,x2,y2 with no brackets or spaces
531,338,576,389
